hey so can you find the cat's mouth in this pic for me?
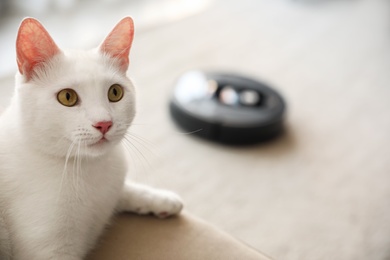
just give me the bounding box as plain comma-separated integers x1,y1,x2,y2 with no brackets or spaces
97,137,107,144
89,137,108,147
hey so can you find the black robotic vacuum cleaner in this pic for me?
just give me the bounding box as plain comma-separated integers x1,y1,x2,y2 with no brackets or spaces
169,71,286,145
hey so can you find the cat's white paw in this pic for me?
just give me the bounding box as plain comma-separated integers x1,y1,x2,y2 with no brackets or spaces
136,189,183,218
119,183,184,218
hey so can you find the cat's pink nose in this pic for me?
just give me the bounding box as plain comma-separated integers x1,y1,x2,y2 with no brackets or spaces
93,121,112,135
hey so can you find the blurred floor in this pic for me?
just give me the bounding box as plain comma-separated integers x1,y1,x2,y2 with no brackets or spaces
1,0,390,259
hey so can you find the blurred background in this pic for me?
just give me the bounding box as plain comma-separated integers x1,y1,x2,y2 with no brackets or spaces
1,0,390,259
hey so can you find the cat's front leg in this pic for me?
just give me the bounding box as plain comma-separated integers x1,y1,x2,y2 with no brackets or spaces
117,182,183,218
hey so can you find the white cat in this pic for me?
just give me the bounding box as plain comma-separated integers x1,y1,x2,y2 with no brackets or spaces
0,17,183,260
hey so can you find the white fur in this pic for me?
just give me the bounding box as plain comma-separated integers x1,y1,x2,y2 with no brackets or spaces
0,47,182,259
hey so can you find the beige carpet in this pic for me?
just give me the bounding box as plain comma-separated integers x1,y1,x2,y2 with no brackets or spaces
1,0,389,259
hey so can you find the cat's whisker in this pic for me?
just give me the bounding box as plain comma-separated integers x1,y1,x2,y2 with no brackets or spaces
77,139,86,196
75,139,82,197
57,140,76,203
170,129,203,135
120,138,143,180
80,140,88,185
126,131,154,146
123,136,152,169
121,137,143,169
71,142,78,194
125,132,160,159
71,139,81,196
79,140,85,194
126,122,203,136
121,136,152,183
121,140,138,172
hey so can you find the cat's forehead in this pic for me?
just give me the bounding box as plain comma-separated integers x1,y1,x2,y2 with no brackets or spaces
63,49,111,73
49,49,124,85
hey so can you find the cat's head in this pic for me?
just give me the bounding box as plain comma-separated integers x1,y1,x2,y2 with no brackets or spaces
14,17,135,158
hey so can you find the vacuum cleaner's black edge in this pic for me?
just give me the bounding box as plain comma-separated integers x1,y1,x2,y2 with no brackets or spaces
169,100,285,145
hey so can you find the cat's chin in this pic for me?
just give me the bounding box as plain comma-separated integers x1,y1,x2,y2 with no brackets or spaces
82,138,116,158
53,136,121,159
89,137,109,147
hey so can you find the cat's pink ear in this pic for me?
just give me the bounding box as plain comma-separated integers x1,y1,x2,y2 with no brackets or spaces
16,18,61,80
99,17,134,72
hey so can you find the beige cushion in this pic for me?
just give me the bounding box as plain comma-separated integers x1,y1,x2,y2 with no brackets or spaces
87,212,271,260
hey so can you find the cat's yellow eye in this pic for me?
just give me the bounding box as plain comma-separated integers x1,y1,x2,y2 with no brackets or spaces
57,89,78,107
108,84,124,102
